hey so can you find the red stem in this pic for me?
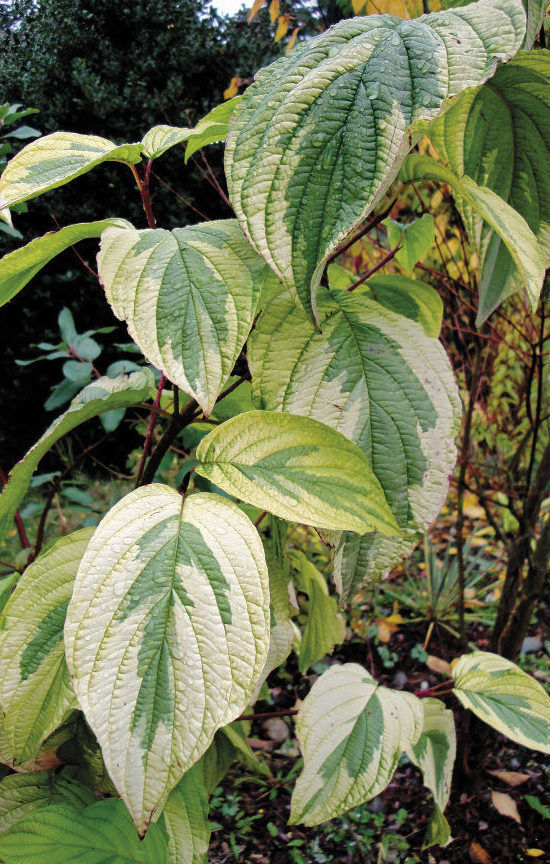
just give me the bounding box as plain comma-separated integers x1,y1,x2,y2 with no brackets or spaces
135,375,167,487
0,464,30,549
346,244,400,292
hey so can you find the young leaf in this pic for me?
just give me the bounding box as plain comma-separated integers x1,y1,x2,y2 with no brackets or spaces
0,132,142,209
452,651,550,753
161,764,211,864
429,50,550,322
195,410,399,536
0,218,131,308
292,551,345,674
184,98,242,162
0,530,93,765
290,663,423,825
407,698,456,848
97,220,265,415
0,799,168,864
225,0,526,322
328,266,444,337
0,370,155,541
64,485,270,835
384,214,435,276
248,289,460,599
0,770,96,836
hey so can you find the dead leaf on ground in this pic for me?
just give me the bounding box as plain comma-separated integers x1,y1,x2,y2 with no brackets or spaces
427,655,452,676
491,790,521,823
487,769,530,787
262,717,290,743
376,613,403,642
526,851,546,858
469,841,492,863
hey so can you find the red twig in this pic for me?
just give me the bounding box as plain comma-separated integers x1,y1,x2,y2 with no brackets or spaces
135,375,167,487
346,244,400,292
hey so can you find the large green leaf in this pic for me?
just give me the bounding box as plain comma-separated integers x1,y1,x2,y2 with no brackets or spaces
225,0,526,322
0,770,96,836
248,289,460,600
64,485,270,835
429,51,550,322
0,530,92,765
161,765,210,864
0,799,168,863
0,370,155,542
452,651,550,753
407,698,456,848
97,220,265,414
400,154,546,323
441,0,545,47
0,132,142,209
196,410,399,535
0,219,131,308
292,551,345,674
290,663,423,825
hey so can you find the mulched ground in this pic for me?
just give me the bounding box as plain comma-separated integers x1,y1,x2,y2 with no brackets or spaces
209,619,550,864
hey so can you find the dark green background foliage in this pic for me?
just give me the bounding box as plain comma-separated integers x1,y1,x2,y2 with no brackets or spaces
0,0,280,465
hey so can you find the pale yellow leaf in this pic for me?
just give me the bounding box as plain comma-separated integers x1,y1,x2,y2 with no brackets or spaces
269,0,279,23
247,0,266,22
526,850,546,858
487,769,530,787
491,790,521,823
352,0,366,12
274,13,291,42
427,655,452,676
224,77,242,100
285,26,300,54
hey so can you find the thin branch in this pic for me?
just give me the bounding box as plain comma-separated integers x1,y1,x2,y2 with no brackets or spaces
346,244,400,292
135,375,167,487
327,199,396,263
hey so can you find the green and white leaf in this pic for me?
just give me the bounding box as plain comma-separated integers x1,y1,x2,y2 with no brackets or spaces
248,289,460,600
0,799,168,864
429,50,550,322
328,265,443,337
0,132,142,209
97,220,265,414
196,410,399,535
225,0,526,322
400,155,545,323
452,651,550,754
141,97,242,161
407,698,456,848
522,0,547,47
0,769,96,836
384,213,435,276
161,764,210,864
292,551,345,674
290,663,423,825
0,370,155,542
252,517,295,702
0,219,131,308
0,530,92,765
65,485,270,835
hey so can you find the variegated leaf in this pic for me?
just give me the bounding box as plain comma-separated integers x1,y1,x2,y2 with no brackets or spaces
0,219,131,308
292,551,345,674
225,0,526,322
97,220,265,414
141,97,241,161
0,370,155,542
452,651,550,754
0,530,92,765
290,663,423,825
248,288,461,600
64,485,270,835
196,410,399,536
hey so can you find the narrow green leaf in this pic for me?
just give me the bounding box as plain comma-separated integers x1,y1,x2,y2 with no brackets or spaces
196,410,399,536
407,698,456,848
0,530,92,765
97,220,266,414
0,770,96,836
0,132,142,209
0,370,155,542
292,551,345,674
0,219,131,308
225,0,526,322
429,50,550,321
290,663,423,825
328,265,443,337
64,485,270,835
452,651,550,753
0,799,168,863
384,214,435,276
248,289,460,599
161,765,210,864
400,154,546,323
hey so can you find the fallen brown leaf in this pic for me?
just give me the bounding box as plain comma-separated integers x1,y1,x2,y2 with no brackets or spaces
491,790,521,823
427,655,452,676
487,769,530,787
469,841,492,863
